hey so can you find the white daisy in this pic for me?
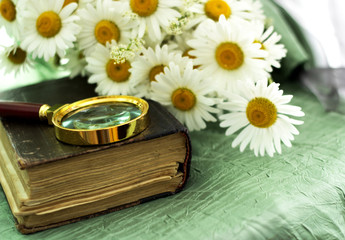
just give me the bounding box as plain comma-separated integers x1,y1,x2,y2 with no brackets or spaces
19,0,80,61
241,0,266,23
219,79,304,157
166,31,203,69
169,30,194,57
130,44,190,98
185,0,255,29
61,46,88,78
251,21,287,72
85,41,137,96
77,0,138,56
141,29,168,49
0,0,22,40
62,0,94,9
0,43,33,75
182,0,203,14
120,0,182,42
151,61,219,131
188,15,268,92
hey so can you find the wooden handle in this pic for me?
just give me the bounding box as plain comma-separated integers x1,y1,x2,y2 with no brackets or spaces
0,102,45,120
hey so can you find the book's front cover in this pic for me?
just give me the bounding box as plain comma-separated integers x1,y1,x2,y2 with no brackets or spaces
0,77,190,169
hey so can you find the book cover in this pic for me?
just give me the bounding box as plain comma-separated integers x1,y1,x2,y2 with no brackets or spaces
0,76,191,234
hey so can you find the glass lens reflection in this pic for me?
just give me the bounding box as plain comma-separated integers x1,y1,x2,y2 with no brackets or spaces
61,103,142,130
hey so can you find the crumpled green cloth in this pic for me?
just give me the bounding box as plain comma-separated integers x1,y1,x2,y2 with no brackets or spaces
1,83,345,240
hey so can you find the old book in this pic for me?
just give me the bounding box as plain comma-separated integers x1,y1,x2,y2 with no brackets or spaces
0,77,191,234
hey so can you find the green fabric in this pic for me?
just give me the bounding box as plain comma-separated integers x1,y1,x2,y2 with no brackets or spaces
1,84,345,239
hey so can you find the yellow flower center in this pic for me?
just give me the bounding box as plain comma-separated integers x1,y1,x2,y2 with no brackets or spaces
171,88,196,111
130,0,158,17
246,97,277,128
0,0,16,22
36,11,62,38
183,49,200,69
78,51,84,60
204,0,231,21
254,40,265,50
215,42,244,70
7,47,27,65
95,20,120,45
62,0,78,8
182,49,196,59
149,64,165,82
106,59,131,83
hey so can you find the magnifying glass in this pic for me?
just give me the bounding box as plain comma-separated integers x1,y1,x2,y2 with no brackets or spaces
0,96,150,145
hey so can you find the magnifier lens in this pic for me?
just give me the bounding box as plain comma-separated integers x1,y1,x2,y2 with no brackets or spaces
61,102,142,130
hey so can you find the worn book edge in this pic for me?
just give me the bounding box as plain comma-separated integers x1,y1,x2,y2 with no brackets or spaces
0,130,191,234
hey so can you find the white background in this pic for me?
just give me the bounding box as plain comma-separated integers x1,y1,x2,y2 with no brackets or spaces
275,0,345,68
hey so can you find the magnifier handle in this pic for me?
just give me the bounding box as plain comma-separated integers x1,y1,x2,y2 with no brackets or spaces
0,102,50,121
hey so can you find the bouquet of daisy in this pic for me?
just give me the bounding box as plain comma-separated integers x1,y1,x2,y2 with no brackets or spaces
0,0,304,157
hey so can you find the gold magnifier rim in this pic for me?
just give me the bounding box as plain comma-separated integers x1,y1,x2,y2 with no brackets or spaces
51,95,150,145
